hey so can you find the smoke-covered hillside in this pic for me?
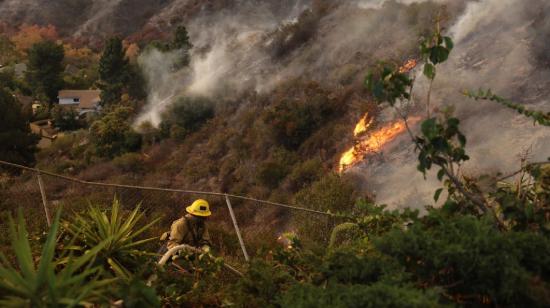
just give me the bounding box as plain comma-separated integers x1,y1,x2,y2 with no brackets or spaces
3,0,549,209
1,2,550,305
0,0,310,39
131,0,550,208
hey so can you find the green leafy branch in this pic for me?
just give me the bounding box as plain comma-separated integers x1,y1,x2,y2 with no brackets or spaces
365,29,505,227
420,25,454,117
365,62,413,107
464,88,550,126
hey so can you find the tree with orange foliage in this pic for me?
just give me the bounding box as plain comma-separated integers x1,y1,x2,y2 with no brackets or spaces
124,42,140,63
10,24,59,53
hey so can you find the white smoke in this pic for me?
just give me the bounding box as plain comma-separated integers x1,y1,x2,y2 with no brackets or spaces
73,0,124,37
133,48,191,127
132,0,549,210
134,1,307,127
361,0,550,209
356,0,446,10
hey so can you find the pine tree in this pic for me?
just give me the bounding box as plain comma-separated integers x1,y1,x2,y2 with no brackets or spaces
171,26,193,51
98,37,129,106
0,88,39,168
171,26,193,68
26,40,64,105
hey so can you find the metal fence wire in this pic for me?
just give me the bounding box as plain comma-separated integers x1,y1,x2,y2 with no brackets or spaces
0,160,334,262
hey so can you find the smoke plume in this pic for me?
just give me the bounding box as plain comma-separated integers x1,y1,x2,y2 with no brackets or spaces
135,0,550,209
361,0,550,209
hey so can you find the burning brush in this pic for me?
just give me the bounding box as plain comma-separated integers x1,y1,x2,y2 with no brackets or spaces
338,59,419,173
339,116,410,172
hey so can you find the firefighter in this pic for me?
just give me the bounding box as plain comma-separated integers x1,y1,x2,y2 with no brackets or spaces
160,199,212,255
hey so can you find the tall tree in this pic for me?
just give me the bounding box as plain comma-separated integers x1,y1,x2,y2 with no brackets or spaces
171,25,193,68
171,26,193,50
0,88,39,167
98,37,129,106
26,40,64,105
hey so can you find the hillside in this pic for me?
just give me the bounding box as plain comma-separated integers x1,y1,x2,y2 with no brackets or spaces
0,0,310,44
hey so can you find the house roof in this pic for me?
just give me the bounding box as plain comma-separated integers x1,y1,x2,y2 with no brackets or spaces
58,90,101,109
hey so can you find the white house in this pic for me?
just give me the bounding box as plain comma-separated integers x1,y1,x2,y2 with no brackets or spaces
58,89,102,116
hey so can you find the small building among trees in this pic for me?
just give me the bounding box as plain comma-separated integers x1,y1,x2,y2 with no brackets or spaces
58,89,101,116
29,119,58,148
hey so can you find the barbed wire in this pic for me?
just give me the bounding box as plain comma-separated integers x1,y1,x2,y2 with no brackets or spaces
0,159,341,264
0,160,332,216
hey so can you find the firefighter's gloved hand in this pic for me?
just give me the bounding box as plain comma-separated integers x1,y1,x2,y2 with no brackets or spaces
201,245,211,253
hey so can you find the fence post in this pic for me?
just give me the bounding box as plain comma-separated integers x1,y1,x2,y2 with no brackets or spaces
36,172,52,227
225,194,249,262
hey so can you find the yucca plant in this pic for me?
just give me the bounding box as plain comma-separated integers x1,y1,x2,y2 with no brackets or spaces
0,209,113,307
64,199,160,278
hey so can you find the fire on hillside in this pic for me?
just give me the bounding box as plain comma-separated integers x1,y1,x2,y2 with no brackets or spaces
339,118,410,172
338,59,419,173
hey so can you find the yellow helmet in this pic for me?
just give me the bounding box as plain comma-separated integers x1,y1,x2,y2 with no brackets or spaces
186,199,211,217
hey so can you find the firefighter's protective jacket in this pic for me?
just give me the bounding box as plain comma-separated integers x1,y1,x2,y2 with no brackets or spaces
166,214,211,250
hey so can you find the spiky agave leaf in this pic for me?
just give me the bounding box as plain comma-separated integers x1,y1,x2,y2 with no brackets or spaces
64,199,160,277
0,209,113,307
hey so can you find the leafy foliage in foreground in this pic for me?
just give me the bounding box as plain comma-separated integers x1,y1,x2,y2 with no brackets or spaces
0,210,113,307
230,205,550,307
64,200,159,278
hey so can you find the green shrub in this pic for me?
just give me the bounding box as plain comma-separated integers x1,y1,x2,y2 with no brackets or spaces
51,105,83,131
0,210,112,306
161,96,215,141
113,152,144,173
375,213,550,306
284,158,324,192
257,161,289,189
231,260,295,307
322,251,406,285
0,87,39,168
256,148,298,189
293,174,357,244
64,200,159,277
263,81,343,150
267,9,320,58
89,106,142,158
328,223,365,250
279,282,444,308
154,249,225,307
169,124,187,141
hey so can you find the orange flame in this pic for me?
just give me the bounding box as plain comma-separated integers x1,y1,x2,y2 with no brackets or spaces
338,59,419,173
399,59,418,73
353,113,373,137
339,120,408,172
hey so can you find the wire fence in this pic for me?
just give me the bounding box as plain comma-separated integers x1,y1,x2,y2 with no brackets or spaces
0,160,334,263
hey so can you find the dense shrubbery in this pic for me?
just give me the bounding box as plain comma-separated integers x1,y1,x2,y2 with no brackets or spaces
89,106,142,158
267,9,321,58
0,88,39,168
113,152,145,173
293,174,357,244
160,96,215,141
51,105,83,131
263,80,346,150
